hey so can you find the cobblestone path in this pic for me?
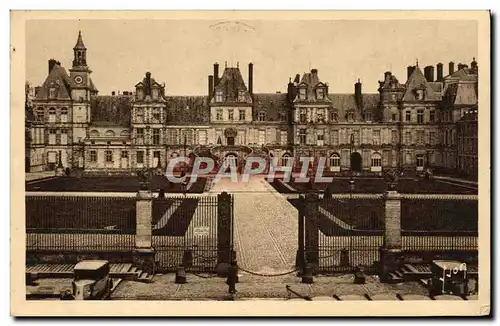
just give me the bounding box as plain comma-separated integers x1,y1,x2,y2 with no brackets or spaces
210,175,298,274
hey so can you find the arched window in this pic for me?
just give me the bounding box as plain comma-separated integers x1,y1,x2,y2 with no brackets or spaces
60,107,68,123
281,153,293,167
329,153,341,172
48,107,56,123
120,130,130,137
105,130,115,137
371,152,382,172
170,152,179,158
90,130,100,137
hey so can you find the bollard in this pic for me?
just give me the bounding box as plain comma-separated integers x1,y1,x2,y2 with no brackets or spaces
301,263,314,284
175,266,187,284
354,266,366,284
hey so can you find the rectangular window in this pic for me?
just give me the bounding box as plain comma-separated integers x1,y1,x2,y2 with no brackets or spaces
239,109,245,121
391,113,397,122
316,88,325,99
429,110,435,122
136,151,144,164
299,129,307,145
199,130,207,145
417,109,424,123
347,112,355,121
48,129,56,145
152,129,160,145
429,131,436,145
258,130,266,145
299,109,307,123
373,130,381,145
60,129,68,145
90,151,97,162
136,108,144,123
121,151,128,158
167,129,178,144
152,108,161,122
391,130,397,143
60,108,68,123
105,150,113,162
317,108,325,122
416,155,425,169
405,131,412,144
331,130,339,146
330,110,338,122
280,131,287,145
416,130,424,144
48,108,56,123
216,109,223,121
184,130,194,145
215,90,223,102
405,111,411,122
36,110,44,121
136,128,144,139
228,109,234,121
317,130,324,146
258,111,266,121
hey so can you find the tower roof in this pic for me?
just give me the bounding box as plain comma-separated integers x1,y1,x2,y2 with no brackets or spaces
74,31,86,50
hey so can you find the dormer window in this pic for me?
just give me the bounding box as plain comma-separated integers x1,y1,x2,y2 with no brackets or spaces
215,90,223,102
257,111,266,121
365,112,372,122
238,90,246,102
329,110,338,122
136,89,144,100
316,88,325,100
48,87,57,99
298,88,306,100
346,110,355,122
152,88,159,100
416,89,424,100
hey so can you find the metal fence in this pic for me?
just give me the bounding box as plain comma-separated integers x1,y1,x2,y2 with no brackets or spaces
400,194,478,252
26,195,136,251
152,196,219,273
318,194,383,273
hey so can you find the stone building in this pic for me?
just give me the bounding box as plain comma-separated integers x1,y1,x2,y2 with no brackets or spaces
27,31,479,179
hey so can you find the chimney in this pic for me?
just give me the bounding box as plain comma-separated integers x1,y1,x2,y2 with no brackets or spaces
354,79,362,107
311,69,318,75
293,74,300,85
56,61,61,66
436,63,443,81
248,62,253,94
407,65,416,79
145,72,151,96
424,66,434,82
208,75,214,97
112,91,116,96
384,71,392,80
449,61,455,75
471,57,478,70
48,59,57,74
213,63,219,87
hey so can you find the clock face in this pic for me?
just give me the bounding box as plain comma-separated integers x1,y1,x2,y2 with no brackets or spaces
74,75,83,85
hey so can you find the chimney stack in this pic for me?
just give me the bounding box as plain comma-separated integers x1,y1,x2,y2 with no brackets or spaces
248,62,253,94
112,91,116,96
407,65,416,80
436,63,443,81
208,75,214,97
48,59,57,74
449,61,455,75
384,71,392,80
213,63,219,87
354,79,362,107
145,72,152,96
424,66,434,82
471,57,478,70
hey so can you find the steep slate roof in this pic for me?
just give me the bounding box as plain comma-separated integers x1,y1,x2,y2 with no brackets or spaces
402,66,440,101
213,67,252,104
165,96,210,125
252,93,288,121
444,67,478,82
329,93,379,121
34,64,72,100
90,95,132,126
444,83,477,107
74,31,86,50
89,78,98,93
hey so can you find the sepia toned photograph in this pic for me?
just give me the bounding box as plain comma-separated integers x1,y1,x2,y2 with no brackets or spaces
11,10,490,316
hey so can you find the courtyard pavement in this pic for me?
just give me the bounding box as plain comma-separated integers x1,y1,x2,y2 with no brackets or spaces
210,175,298,274
25,171,56,182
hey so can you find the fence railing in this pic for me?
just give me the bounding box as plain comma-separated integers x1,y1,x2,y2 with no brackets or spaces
26,195,136,251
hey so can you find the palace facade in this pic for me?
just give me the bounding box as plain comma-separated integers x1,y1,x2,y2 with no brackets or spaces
25,32,479,178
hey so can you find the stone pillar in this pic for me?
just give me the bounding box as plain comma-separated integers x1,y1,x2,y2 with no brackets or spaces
134,190,154,273
295,194,305,269
304,191,319,274
380,190,403,282
216,191,232,276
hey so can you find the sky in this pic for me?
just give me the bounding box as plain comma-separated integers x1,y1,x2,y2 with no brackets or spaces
26,19,478,96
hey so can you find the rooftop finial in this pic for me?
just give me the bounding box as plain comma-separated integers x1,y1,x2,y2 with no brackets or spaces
237,61,239,68
357,78,360,83
416,59,419,67
225,61,227,68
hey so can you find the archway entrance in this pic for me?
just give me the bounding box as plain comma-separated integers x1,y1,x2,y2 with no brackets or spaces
350,152,362,172
222,152,238,172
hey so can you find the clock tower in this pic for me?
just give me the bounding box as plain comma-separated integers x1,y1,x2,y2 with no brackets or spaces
69,31,92,101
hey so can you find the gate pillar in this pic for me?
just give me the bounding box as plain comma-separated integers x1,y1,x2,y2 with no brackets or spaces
216,191,233,276
304,191,320,275
380,190,403,282
134,190,154,273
